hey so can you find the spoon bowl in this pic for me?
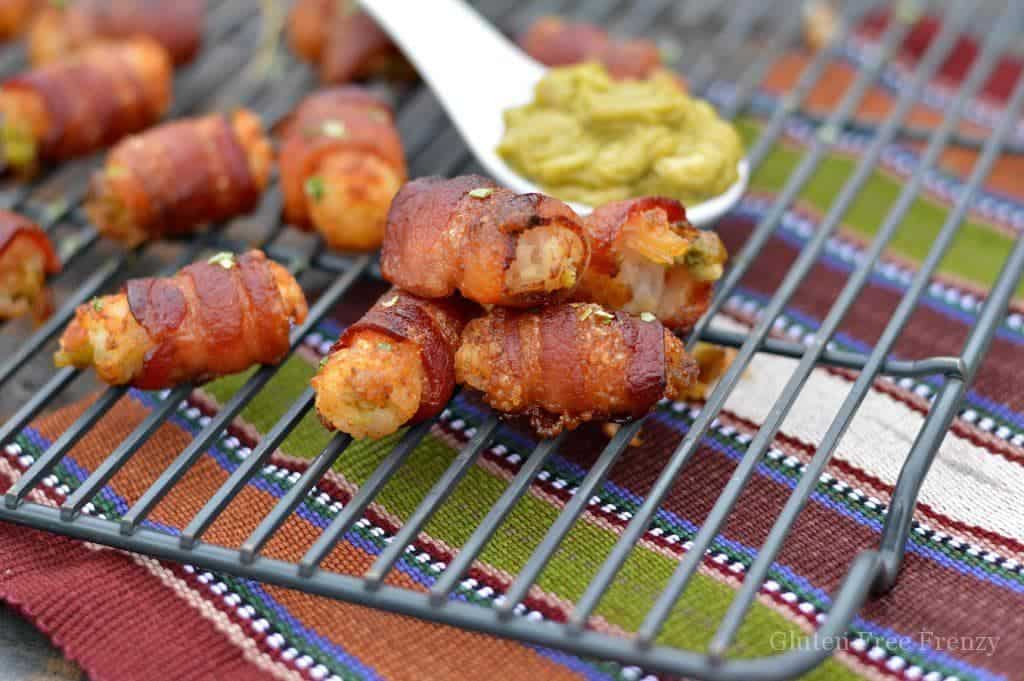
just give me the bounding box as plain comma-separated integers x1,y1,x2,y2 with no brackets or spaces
360,0,749,227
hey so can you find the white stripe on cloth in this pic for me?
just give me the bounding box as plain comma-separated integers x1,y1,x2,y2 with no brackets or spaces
711,317,1024,544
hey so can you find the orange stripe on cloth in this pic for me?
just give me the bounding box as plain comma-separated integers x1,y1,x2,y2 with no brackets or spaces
759,53,1024,198
29,395,587,681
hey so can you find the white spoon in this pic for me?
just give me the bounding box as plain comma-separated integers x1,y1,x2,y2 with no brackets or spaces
359,0,749,227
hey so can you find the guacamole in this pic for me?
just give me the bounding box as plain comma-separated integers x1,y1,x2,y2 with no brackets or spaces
498,63,744,206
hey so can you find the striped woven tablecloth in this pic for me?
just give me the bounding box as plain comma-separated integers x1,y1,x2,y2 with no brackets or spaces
1,11,1022,681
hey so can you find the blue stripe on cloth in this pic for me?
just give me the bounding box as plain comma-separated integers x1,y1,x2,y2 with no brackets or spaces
125,389,611,679
442,397,1005,681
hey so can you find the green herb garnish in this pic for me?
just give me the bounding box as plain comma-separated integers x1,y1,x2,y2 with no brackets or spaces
91,297,103,312
321,120,347,138
377,342,393,352
304,176,325,202
207,252,236,269
318,356,328,369
468,187,494,199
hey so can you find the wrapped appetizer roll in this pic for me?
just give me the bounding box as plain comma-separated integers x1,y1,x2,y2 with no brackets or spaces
313,288,477,440
0,39,172,176
54,250,307,389
574,197,727,333
288,0,409,84
381,175,589,307
28,0,203,66
86,109,272,247
0,210,60,321
0,0,42,40
456,303,698,437
279,87,406,251
519,16,662,80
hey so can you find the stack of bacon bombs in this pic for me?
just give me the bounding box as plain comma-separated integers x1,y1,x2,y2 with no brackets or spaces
312,175,729,440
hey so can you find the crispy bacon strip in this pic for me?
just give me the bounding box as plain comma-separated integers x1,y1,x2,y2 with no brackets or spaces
54,250,308,389
86,109,272,246
0,39,171,175
0,0,42,40
28,0,203,66
519,16,662,80
313,288,478,440
456,303,698,437
381,175,589,307
279,87,406,251
287,0,409,84
575,197,727,333
0,209,59,321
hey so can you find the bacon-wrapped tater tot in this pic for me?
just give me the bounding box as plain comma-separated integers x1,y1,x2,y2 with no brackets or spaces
574,197,727,333
456,303,698,437
279,87,406,251
381,175,589,307
519,16,662,80
0,0,42,40
54,250,307,389
0,209,59,321
0,39,171,176
86,109,272,247
27,0,203,66
287,0,409,84
313,288,477,440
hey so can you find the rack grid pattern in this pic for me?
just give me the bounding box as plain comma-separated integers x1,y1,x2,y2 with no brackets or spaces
0,1,1022,679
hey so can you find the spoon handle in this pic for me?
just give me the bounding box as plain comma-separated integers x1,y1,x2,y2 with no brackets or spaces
359,0,544,156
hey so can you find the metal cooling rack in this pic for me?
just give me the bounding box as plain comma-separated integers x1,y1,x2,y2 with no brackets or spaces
0,1,1022,679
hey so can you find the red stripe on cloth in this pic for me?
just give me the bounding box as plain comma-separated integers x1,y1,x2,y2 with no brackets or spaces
859,10,1024,102
0,487,278,681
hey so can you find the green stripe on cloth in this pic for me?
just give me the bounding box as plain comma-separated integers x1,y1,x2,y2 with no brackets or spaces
736,118,1024,297
200,352,861,680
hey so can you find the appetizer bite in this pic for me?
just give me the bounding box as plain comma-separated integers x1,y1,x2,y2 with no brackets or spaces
0,0,41,40
27,0,204,66
279,87,406,251
54,250,307,389
456,303,698,437
519,15,663,80
288,0,409,84
313,288,478,440
0,39,172,176
380,175,589,307
0,209,59,322
574,197,727,333
86,109,272,247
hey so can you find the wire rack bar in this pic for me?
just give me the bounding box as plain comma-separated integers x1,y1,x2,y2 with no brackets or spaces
494,419,642,617
180,388,316,548
701,328,964,379
428,432,563,602
876,236,1024,591
241,432,353,562
0,2,1016,678
363,416,500,585
709,31,1024,659
637,0,985,645
299,418,435,576
568,2,917,631
60,384,193,521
